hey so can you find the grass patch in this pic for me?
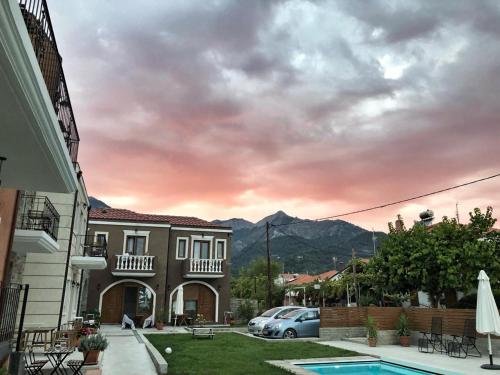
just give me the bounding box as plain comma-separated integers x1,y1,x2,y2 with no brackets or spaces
145,332,357,375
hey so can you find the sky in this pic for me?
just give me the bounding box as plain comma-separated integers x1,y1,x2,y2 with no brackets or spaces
48,0,500,231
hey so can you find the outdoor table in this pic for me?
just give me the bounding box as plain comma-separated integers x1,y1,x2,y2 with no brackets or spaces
44,347,74,375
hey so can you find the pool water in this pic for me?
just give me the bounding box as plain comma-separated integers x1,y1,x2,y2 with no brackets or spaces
300,361,436,375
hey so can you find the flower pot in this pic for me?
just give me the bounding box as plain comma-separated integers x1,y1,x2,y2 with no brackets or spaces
84,350,100,365
368,337,377,347
399,335,410,347
155,322,164,330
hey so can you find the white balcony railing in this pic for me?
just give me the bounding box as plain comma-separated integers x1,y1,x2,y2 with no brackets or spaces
115,254,154,272
189,258,223,273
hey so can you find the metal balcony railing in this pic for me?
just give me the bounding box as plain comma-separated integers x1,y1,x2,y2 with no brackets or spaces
0,283,28,358
18,0,80,163
16,193,60,241
82,235,108,258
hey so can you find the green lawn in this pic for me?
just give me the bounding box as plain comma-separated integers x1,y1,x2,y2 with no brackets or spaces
145,333,357,375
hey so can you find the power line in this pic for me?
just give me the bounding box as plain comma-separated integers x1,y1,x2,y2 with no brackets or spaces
272,172,500,227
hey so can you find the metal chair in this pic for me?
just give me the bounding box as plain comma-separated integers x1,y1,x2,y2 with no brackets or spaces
419,316,444,353
448,319,481,358
24,346,48,375
66,352,90,375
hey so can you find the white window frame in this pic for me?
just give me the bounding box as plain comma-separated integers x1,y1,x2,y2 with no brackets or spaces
94,231,109,243
122,230,150,255
176,237,189,260
215,239,227,260
190,235,214,259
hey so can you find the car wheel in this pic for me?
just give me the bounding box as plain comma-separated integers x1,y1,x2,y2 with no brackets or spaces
283,329,297,339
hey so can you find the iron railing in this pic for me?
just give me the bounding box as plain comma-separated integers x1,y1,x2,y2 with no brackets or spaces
16,193,60,241
0,284,28,357
83,235,108,258
18,0,80,163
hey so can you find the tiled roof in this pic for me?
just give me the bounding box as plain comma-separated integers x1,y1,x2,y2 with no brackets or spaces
317,269,338,280
288,274,316,285
89,208,230,229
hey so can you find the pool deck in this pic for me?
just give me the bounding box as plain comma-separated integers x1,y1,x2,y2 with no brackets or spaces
316,340,500,375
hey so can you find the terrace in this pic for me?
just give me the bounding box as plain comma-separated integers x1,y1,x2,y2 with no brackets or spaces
12,193,60,255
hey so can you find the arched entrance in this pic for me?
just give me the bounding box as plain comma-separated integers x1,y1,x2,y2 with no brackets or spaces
99,279,156,325
169,281,218,323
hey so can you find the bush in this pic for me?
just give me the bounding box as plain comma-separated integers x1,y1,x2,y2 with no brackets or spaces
237,300,255,323
365,316,378,339
395,314,410,336
78,333,109,352
452,291,500,309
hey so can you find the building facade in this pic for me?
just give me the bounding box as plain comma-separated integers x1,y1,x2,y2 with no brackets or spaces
85,208,232,325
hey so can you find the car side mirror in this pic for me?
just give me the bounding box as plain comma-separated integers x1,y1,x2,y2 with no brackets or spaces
296,317,304,323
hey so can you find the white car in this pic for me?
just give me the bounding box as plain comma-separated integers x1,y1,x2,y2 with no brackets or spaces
247,306,303,336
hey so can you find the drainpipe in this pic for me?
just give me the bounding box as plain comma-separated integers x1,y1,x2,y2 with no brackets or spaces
163,226,172,324
57,190,79,329
4,190,20,284
76,204,91,316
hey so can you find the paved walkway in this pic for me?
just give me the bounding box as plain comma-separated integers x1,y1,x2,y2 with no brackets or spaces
100,325,158,375
319,340,499,375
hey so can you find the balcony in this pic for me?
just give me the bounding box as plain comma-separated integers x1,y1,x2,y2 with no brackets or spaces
112,255,156,277
18,0,79,163
0,0,79,192
183,259,225,279
71,235,108,270
12,193,60,255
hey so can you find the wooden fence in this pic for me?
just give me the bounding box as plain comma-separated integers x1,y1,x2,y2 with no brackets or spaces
320,306,500,338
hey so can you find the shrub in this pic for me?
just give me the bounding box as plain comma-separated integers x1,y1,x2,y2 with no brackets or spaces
365,316,378,339
451,291,500,309
395,313,410,336
237,300,255,323
78,333,109,352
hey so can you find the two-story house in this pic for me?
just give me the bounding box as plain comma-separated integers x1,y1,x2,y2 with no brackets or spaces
84,208,232,326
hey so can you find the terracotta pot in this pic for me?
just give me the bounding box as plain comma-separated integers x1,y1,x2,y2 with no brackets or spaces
368,337,377,347
399,335,410,347
84,350,100,365
156,322,164,330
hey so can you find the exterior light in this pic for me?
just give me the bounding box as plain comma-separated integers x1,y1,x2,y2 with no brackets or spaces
0,156,6,186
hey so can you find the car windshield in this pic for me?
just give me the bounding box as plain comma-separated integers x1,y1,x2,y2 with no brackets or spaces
281,309,306,319
260,307,281,317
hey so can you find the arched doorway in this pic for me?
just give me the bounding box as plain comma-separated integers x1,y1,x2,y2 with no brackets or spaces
169,281,218,323
99,280,156,325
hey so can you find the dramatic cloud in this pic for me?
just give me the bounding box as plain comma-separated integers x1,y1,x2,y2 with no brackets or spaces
49,0,500,230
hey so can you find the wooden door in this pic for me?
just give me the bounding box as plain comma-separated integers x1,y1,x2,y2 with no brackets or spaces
198,285,215,322
101,285,124,323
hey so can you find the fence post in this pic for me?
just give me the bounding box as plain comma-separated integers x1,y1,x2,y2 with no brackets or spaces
16,284,29,352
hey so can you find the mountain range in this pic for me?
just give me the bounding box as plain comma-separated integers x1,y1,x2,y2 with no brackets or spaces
213,210,387,276
89,197,387,276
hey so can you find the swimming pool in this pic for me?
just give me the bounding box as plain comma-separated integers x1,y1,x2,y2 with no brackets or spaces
300,361,438,375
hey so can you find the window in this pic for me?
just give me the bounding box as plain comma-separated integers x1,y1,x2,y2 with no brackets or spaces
177,238,188,259
96,233,107,245
126,236,146,255
193,240,210,259
215,240,225,259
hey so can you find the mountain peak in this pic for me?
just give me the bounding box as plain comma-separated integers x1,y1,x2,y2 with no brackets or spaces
255,210,296,226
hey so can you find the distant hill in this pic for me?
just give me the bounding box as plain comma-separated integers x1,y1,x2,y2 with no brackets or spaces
213,211,387,276
89,196,110,209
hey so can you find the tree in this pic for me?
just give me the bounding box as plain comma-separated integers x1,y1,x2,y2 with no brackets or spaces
370,207,500,307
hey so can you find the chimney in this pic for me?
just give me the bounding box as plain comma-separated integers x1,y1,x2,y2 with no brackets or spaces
419,209,434,227
395,214,404,231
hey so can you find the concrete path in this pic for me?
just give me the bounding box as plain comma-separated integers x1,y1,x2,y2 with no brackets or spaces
319,340,499,375
100,325,157,375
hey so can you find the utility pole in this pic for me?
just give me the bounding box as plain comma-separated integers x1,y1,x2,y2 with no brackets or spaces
351,248,359,306
332,256,337,270
266,222,272,309
372,228,377,256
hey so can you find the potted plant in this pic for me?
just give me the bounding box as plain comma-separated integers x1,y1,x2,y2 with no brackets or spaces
194,313,206,327
366,315,378,347
396,313,410,347
78,333,108,365
156,307,165,330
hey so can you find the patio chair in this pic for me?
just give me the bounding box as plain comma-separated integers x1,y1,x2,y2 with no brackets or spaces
447,318,481,358
24,346,48,375
67,352,90,375
419,316,444,353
